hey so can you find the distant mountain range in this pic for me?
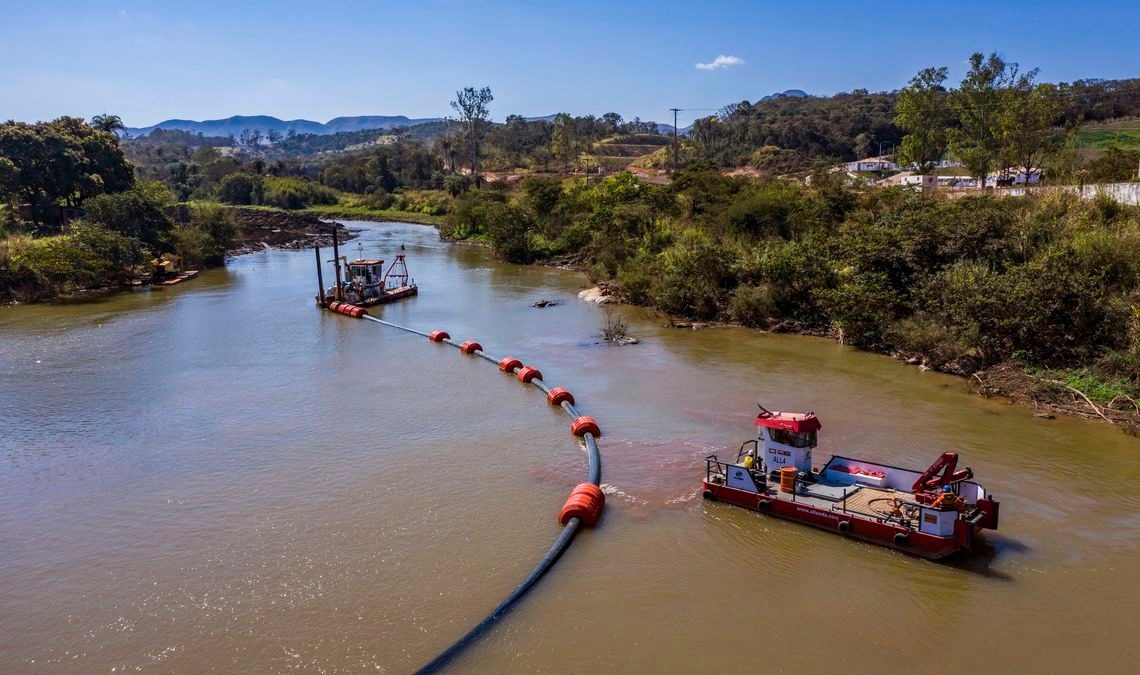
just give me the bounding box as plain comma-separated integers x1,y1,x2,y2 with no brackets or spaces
124,115,444,139
123,97,810,141
758,89,810,101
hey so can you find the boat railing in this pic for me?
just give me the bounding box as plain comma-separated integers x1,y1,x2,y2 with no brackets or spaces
735,440,757,463
705,454,727,482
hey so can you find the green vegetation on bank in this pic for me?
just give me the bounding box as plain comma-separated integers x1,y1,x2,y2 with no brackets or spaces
5,55,1140,418
441,165,1140,405
1,117,238,302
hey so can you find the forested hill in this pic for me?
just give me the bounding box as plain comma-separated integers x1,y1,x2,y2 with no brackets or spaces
691,77,1140,169
124,114,443,139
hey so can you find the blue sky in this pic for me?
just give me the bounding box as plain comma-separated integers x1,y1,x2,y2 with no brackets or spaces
2,0,1138,128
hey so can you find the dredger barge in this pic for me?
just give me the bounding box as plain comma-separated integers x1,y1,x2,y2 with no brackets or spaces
702,407,1000,559
313,229,417,307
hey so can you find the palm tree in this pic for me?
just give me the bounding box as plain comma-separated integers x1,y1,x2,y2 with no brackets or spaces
90,114,126,136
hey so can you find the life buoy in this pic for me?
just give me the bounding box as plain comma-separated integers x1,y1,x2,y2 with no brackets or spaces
838,520,852,534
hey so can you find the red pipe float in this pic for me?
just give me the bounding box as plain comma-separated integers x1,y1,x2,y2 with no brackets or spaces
499,356,523,373
571,416,601,438
517,366,542,383
460,340,482,355
327,301,368,318
558,482,605,527
428,330,450,342
546,387,575,406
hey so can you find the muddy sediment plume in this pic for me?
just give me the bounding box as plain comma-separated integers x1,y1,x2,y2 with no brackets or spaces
528,437,722,518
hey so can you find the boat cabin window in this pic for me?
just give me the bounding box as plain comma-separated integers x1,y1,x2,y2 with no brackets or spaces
768,429,817,448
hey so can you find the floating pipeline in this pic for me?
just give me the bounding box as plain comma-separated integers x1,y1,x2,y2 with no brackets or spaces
321,303,604,673
326,301,369,318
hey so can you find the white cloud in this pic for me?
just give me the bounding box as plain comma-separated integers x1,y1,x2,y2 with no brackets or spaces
695,55,745,71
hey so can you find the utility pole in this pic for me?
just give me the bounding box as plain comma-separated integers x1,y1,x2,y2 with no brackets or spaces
670,108,681,173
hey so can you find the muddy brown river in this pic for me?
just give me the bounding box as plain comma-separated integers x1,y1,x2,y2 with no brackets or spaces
2,221,1138,673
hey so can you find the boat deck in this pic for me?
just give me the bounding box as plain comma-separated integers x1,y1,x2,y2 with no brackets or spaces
765,479,920,520
358,285,418,306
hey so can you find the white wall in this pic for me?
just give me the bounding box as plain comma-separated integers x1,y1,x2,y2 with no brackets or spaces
1002,182,1140,205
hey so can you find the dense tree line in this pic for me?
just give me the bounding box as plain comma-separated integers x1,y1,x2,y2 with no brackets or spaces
444,166,1140,396
686,68,1140,175
1,117,238,301
0,117,134,226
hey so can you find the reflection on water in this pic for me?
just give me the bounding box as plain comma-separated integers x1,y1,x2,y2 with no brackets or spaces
2,221,1139,674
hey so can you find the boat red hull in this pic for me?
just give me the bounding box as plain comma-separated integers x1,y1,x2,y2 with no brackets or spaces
702,481,976,560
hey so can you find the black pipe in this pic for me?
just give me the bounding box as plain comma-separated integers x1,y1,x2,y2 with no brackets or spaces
351,315,603,673
414,518,584,674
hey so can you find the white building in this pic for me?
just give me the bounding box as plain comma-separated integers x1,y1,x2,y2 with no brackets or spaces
846,156,898,172
878,172,980,190
986,169,1044,188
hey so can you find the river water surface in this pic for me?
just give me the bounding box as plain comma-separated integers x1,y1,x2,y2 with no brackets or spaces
2,221,1138,674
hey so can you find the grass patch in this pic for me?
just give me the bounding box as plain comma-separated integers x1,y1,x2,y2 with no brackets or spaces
1077,128,1140,150
1030,367,1137,404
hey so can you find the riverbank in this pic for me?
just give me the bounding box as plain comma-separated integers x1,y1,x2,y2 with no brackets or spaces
219,207,354,256
301,204,446,227
575,282,1140,428
1,206,352,306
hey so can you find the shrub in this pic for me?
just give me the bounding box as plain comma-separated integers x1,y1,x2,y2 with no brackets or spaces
814,272,902,347
84,180,175,249
362,190,395,210
262,176,337,210
650,230,736,320
176,203,238,265
217,173,264,205
886,316,973,366
9,222,144,297
728,284,776,327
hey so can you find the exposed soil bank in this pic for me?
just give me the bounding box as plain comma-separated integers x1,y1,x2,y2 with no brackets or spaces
221,208,354,256
969,364,1140,428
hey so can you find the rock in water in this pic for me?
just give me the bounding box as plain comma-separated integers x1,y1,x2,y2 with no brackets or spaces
578,286,616,304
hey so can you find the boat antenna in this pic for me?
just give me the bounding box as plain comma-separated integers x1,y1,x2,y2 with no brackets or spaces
756,402,772,415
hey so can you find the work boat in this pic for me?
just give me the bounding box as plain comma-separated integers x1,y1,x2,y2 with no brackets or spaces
702,408,1000,559
329,245,418,307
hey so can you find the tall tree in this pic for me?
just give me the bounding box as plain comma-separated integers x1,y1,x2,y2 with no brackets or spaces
90,114,126,136
238,128,264,148
895,66,951,173
0,117,134,226
999,75,1066,184
949,53,1011,188
550,113,581,172
450,86,493,180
